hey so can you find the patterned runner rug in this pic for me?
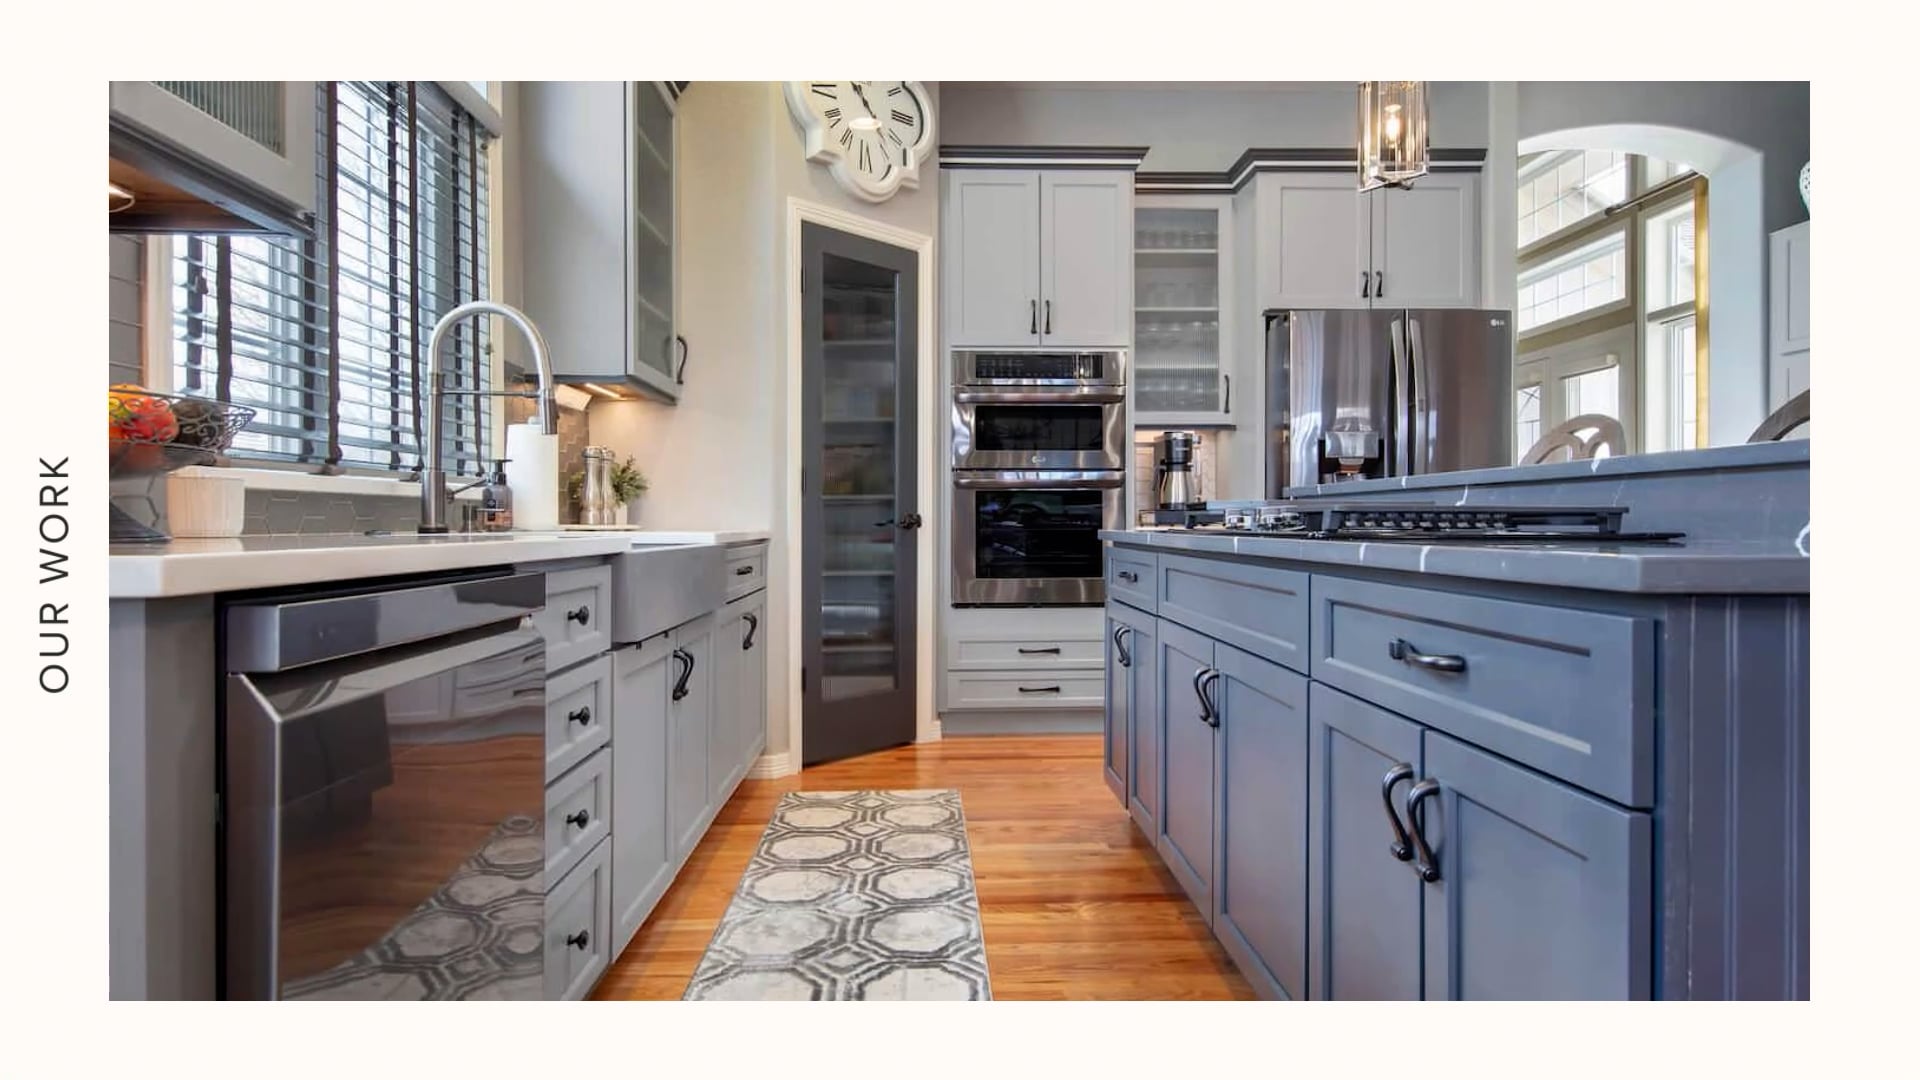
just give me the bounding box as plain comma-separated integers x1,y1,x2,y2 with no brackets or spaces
683,789,992,1000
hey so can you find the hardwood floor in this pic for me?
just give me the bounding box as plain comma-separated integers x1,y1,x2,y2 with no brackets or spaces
592,733,1253,1000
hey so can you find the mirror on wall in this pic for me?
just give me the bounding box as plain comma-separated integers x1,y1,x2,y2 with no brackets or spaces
1511,148,1711,465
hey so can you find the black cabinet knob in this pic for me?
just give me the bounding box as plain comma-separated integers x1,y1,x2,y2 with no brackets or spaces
568,705,592,726
566,605,591,625
566,809,590,829
566,930,590,950
1116,570,1139,584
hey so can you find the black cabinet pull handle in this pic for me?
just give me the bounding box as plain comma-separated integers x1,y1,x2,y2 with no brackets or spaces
568,705,592,726
671,647,694,701
1044,299,1052,334
1030,299,1038,335
1018,646,1061,655
1116,570,1139,584
1199,669,1221,728
1405,778,1442,883
743,613,758,651
1017,685,1061,694
1192,667,1214,727
1374,270,1384,299
1222,373,1231,413
566,605,591,625
565,809,590,829
1388,638,1466,674
1361,270,1370,299
1381,762,1415,862
675,334,690,384
735,565,754,576
1112,625,1131,668
567,930,591,950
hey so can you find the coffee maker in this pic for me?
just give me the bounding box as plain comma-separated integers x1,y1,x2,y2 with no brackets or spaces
1154,431,1204,509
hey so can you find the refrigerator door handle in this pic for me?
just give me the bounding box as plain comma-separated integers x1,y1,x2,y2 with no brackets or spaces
1389,316,1411,476
1407,315,1427,475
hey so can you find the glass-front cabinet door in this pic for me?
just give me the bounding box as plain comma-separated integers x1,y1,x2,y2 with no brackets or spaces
800,223,920,766
629,82,678,397
1134,195,1235,425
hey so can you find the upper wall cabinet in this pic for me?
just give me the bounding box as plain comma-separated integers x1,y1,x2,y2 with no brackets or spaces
943,168,1133,349
522,81,681,403
1134,194,1237,426
109,81,319,232
1768,222,1810,410
1259,171,1480,311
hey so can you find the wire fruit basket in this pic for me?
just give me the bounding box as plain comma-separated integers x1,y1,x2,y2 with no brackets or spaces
109,388,256,543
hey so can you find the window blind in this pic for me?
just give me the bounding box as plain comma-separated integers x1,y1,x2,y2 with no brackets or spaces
170,81,493,477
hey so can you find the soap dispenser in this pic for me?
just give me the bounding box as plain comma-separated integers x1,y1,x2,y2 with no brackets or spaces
481,459,515,532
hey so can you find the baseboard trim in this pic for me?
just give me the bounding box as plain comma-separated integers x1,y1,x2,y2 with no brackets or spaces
747,751,796,779
938,709,1102,736
919,717,943,743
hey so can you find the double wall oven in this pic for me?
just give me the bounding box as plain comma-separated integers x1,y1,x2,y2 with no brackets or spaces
950,350,1126,606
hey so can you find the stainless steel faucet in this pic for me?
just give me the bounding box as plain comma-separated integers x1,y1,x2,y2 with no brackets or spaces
418,300,559,533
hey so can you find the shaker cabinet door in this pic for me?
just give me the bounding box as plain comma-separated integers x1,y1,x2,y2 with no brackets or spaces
1103,612,1131,807
1306,683,1424,1001
1211,642,1310,1001
1040,171,1133,347
667,616,715,860
1156,619,1216,920
1420,731,1652,1000
1372,174,1479,308
943,169,1042,347
1265,173,1370,310
1124,614,1161,839
610,637,673,952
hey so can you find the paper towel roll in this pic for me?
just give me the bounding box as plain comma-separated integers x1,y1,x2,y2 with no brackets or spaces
504,423,560,531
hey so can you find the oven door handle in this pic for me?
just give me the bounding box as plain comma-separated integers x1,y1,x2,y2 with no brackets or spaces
952,475,1127,490
952,390,1126,405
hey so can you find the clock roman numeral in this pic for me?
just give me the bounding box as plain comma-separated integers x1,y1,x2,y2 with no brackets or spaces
839,128,854,148
886,128,904,147
886,85,903,97
891,109,915,126
810,82,837,98
859,140,872,173
824,107,841,119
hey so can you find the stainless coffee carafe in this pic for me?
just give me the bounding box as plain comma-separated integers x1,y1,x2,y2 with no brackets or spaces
1155,431,1203,509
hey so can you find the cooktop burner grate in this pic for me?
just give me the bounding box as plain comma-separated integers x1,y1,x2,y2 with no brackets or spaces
1148,502,1683,543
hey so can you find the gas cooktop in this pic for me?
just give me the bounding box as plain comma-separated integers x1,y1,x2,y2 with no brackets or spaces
1149,501,1683,543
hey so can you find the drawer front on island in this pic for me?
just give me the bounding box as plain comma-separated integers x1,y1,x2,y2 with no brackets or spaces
1157,552,1309,674
1106,548,1157,611
1309,575,1653,807
544,748,611,886
544,653,612,782
533,563,614,672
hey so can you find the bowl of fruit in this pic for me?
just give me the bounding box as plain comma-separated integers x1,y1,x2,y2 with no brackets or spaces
109,387,254,541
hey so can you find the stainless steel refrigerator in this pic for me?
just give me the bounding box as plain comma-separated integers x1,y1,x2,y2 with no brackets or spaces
1264,307,1513,497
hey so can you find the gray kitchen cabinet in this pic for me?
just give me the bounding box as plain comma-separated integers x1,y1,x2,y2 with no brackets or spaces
521,81,681,402
109,81,319,225
667,613,715,860
943,169,1042,347
1156,618,1217,920
711,590,768,803
1211,640,1310,1002
1419,730,1652,1000
941,167,1132,348
1040,171,1134,348
610,634,673,954
544,836,612,1001
1260,171,1480,311
1306,683,1425,1001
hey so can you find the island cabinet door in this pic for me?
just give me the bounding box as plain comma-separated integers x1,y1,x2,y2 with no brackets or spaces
1211,641,1310,1001
1156,618,1217,921
667,615,715,861
611,636,673,954
1124,615,1161,839
1306,683,1423,1001
1102,611,1130,807
1418,731,1653,1000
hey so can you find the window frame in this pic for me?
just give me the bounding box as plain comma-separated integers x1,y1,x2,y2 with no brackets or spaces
1517,322,1639,454
1515,221,1634,338
146,80,500,482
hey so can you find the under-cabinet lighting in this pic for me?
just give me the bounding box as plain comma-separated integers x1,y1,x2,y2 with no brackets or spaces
578,383,628,400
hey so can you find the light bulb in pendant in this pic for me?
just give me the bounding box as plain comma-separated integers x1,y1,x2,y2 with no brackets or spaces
1383,105,1403,145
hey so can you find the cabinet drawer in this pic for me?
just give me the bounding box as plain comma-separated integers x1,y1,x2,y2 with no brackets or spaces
530,563,613,673
544,748,611,887
1106,547,1157,612
545,653,612,782
944,669,1107,710
544,836,611,1001
725,543,767,601
1157,553,1309,673
1310,575,1653,807
949,636,1104,670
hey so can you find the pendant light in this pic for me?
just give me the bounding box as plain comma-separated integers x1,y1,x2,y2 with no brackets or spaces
1357,81,1430,191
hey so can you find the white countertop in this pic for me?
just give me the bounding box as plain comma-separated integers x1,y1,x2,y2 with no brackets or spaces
109,529,771,599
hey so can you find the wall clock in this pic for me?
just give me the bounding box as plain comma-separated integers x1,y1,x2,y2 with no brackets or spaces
783,81,935,203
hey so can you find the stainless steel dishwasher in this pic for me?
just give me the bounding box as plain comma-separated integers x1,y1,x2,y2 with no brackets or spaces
221,569,548,1000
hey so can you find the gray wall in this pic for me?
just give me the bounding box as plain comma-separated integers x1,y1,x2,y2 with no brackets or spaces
941,81,1493,169
1517,81,1809,232
110,235,144,384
